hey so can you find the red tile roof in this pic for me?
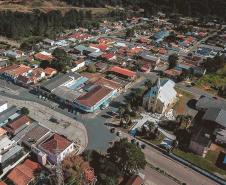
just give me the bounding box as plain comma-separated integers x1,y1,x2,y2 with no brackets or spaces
90,44,108,51
164,69,182,76
0,181,7,185
76,85,113,107
5,115,30,134
40,134,72,154
34,53,53,61
108,66,136,78
7,159,40,185
44,67,57,76
2,64,31,78
102,53,115,60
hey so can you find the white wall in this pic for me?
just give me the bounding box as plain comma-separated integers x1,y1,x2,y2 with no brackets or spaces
0,103,7,113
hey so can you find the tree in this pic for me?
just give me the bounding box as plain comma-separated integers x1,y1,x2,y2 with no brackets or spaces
107,138,146,175
125,28,135,38
87,63,96,73
168,54,178,69
21,107,29,115
52,48,72,72
144,79,154,89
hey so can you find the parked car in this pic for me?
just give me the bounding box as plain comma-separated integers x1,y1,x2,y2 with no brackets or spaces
141,144,146,149
116,131,122,137
110,128,116,133
131,139,136,144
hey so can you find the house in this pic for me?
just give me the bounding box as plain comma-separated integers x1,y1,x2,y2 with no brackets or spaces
189,106,226,157
108,66,136,80
0,131,15,153
4,115,30,136
139,52,160,67
90,43,109,51
21,124,50,148
0,101,7,113
0,105,19,127
44,67,57,78
38,133,75,164
163,69,182,81
74,85,115,112
4,50,24,59
143,79,177,113
7,159,40,185
153,29,169,43
102,53,116,61
16,67,45,85
71,59,86,72
43,38,55,46
34,51,53,61
0,145,23,170
0,64,32,82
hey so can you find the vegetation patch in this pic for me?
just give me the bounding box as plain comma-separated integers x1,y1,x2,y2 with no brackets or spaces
173,149,226,176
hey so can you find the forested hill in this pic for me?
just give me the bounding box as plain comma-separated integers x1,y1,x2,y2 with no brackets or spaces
65,0,226,18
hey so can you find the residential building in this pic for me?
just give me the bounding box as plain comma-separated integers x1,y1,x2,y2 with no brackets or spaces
189,105,226,157
0,145,23,170
38,133,75,164
4,115,30,136
108,66,136,80
0,101,7,113
43,38,55,46
7,159,40,185
4,50,24,59
143,79,177,113
0,106,20,127
44,67,57,78
74,85,115,112
34,51,53,61
71,59,86,72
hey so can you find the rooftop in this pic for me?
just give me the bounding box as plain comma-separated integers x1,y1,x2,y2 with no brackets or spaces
7,159,40,185
41,72,81,92
108,66,136,78
39,133,72,155
76,85,113,107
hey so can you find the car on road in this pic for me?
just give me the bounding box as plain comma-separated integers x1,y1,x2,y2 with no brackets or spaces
141,144,146,149
110,128,116,133
116,131,122,137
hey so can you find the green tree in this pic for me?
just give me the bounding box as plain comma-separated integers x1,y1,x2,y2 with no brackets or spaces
107,138,146,175
21,107,29,115
87,63,96,73
125,28,135,38
168,54,178,69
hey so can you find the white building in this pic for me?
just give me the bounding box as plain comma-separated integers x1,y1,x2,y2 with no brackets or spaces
0,101,7,113
143,79,177,114
38,133,75,164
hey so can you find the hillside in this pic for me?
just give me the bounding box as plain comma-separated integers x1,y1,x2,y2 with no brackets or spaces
0,0,112,14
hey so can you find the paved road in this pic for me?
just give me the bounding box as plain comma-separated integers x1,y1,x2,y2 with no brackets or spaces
141,165,178,185
115,130,218,185
0,94,88,154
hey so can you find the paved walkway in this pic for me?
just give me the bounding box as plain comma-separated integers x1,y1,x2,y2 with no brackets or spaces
1,95,88,154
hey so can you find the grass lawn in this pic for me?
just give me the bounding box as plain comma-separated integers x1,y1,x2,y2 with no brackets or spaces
138,133,165,146
173,149,226,176
196,73,226,93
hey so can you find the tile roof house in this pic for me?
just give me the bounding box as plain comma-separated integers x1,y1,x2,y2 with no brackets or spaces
75,85,115,112
102,53,116,61
34,51,54,61
4,115,30,136
108,66,136,79
7,159,40,185
143,79,177,113
0,64,32,82
44,67,57,78
38,133,74,164
17,67,45,85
